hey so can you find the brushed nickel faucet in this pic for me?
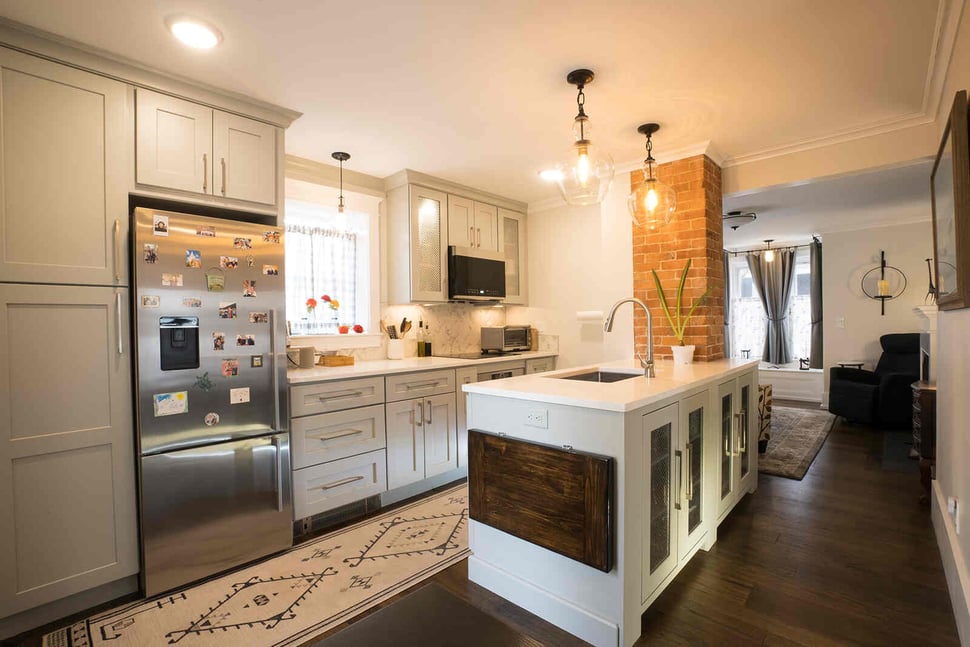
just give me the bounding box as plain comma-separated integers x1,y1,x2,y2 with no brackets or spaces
604,297,655,378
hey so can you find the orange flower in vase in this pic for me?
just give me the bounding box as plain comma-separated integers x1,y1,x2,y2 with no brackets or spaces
305,297,317,313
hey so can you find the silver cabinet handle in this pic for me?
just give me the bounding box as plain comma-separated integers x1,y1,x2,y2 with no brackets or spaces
405,381,439,391
415,400,424,427
116,291,123,355
220,157,227,196
425,399,432,424
470,225,474,245
112,219,122,283
477,227,481,247
308,428,364,442
674,449,683,510
318,475,364,490
318,390,365,402
202,153,208,192
271,435,284,512
724,424,731,458
733,412,744,456
738,409,748,454
270,309,281,433
685,442,694,502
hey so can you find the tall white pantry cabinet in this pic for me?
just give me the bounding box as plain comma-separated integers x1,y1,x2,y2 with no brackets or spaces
0,48,137,619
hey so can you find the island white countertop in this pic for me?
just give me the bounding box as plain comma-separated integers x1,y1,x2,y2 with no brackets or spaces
287,351,558,384
462,357,760,412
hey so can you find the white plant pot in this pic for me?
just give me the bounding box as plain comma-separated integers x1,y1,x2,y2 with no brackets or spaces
671,344,695,365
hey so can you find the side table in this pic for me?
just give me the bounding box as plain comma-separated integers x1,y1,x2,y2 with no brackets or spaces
837,360,865,369
912,381,937,504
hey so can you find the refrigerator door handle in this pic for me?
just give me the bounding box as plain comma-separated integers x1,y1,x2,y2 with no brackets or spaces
116,291,124,355
269,308,281,433
272,435,284,512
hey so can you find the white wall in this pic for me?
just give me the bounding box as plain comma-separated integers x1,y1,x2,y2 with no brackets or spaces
820,220,934,399
507,174,633,369
932,2,970,640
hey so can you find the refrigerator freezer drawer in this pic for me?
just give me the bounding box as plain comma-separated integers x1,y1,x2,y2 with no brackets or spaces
291,404,386,469
290,377,384,417
140,432,292,597
293,449,387,519
385,369,456,403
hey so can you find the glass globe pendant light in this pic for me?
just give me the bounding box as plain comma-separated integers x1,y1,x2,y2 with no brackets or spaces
628,123,677,230
553,69,614,206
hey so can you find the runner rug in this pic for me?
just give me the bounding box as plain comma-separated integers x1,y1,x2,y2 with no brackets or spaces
758,406,836,480
43,484,469,647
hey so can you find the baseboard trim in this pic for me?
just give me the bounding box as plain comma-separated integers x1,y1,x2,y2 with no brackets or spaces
468,556,618,647
932,480,970,644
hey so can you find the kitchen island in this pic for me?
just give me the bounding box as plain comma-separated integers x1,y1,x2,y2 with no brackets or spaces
463,358,759,647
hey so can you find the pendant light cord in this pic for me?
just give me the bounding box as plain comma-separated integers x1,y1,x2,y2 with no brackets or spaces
644,133,656,181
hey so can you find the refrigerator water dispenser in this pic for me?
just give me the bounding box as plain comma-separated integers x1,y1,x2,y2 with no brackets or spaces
159,316,199,370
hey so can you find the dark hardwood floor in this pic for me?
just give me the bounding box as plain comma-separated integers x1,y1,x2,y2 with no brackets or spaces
9,410,960,647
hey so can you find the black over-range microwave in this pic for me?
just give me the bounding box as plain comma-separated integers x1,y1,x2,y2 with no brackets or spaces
448,246,506,301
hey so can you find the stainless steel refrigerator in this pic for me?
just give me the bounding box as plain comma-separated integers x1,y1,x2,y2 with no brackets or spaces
132,207,291,597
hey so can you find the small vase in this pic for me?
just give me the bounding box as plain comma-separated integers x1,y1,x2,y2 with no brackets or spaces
671,344,695,365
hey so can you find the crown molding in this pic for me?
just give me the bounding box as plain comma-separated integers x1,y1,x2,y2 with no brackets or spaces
722,0,964,169
285,155,386,197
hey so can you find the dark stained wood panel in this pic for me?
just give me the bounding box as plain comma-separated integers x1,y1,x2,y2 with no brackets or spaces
468,429,613,572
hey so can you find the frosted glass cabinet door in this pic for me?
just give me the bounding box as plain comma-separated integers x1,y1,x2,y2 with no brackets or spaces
716,379,736,519
0,49,128,286
678,391,708,560
0,284,137,617
641,403,678,603
212,111,278,206
498,208,527,305
135,88,213,195
408,186,448,302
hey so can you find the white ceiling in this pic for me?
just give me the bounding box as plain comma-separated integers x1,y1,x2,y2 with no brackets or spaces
722,160,934,250
0,0,945,202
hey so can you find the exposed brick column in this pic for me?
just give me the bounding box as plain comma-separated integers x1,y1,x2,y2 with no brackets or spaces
631,155,724,361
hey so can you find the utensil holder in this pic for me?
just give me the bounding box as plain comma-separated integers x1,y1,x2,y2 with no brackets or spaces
387,339,404,360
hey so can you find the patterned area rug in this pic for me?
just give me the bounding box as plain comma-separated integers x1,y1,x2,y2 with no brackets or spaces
43,485,469,647
759,406,836,480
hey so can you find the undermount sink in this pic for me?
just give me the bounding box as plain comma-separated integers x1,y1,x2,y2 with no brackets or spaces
557,370,641,383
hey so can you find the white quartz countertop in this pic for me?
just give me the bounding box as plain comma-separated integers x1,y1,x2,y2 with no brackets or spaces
462,357,760,412
287,351,558,384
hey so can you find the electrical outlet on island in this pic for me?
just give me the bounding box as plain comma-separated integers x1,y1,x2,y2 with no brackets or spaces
525,408,548,428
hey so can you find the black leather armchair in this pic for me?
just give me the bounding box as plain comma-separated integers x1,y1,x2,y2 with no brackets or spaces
828,333,920,429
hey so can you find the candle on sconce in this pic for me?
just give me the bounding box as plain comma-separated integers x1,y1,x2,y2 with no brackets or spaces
878,279,889,296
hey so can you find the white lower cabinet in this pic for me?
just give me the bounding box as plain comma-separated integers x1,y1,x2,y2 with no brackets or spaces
385,394,458,490
716,372,757,522
293,450,387,519
455,367,477,468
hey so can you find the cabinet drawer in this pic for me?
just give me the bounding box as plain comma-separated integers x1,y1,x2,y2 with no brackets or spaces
290,377,384,417
293,449,387,518
292,404,386,469
385,369,455,403
526,357,555,374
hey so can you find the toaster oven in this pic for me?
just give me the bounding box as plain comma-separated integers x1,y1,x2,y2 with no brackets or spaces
481,326,531,353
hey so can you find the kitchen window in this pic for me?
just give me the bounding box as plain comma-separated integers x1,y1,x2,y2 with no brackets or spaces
284,178,380,346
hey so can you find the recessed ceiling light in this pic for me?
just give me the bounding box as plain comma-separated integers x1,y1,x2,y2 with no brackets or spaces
166,16,222,49
539,169,563,182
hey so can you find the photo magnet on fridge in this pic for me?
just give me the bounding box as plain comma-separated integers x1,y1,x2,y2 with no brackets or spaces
262,231,280,244
185,249,202,268
153,214,169,236
236,334,255,346
262,265,279,276
196,225,216,237
220,256,239,269
218,302,238,319
249,312,268,324
143,243,158,264
229,387,250,404
243,280,256,297
153,391,187,417
161,273,183,287
250,355,263,368
204,412,220,426
221,359,239,377
212,332,226,351
183,297,202,308
233,238,252,249
141,295,160,308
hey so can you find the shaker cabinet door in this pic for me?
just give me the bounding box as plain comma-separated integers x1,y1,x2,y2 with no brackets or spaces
0,284,137,617
135,88,213,195
473,201,499,251
385,399,426,490
213,111,278,206
423,393,458,478
447,194,474,248
0,48,128,286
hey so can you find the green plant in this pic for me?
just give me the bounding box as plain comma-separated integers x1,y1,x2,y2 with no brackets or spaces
651,259,710,346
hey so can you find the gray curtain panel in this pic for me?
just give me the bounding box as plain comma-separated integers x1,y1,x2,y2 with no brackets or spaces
809,239,823,368
747,250,798,363
723,251,731,358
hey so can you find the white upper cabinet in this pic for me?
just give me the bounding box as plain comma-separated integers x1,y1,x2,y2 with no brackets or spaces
213,111,277,205
498,208,528,304
135,88,212,195
447,195,498,251
0,48,128,286
387,184,449,303
135,89,279,208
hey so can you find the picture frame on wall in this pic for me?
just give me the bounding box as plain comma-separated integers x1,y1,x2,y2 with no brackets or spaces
931,89,970,310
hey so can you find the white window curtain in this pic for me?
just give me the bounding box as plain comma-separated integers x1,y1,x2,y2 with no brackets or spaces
285,224,357,335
